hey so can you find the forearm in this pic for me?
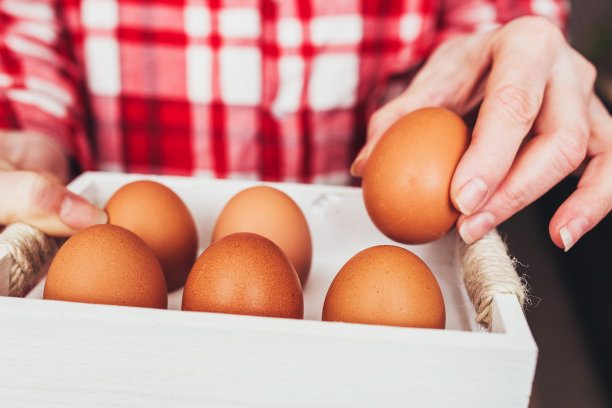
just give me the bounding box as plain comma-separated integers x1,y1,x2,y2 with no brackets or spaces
0,0,93,173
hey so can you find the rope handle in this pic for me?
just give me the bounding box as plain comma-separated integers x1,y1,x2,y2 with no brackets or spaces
0,223,525,330
0,223,63,297
459,229,526,330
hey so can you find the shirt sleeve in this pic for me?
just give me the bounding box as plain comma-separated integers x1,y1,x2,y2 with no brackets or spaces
0,0,94,171
436,0,569,45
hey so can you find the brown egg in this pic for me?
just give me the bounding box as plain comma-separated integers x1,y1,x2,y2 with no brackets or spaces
212,186,312,287
362,107,469,244
182,232,303,319
43,224,168,309
105,180,198,292
322,245,445,329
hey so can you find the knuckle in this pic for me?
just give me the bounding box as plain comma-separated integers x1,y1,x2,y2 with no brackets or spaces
536,19,564,45
510,16,564,45
23,172,61,213
492,84,540,128
577,187,609,222
579,56,598,88
592,190,610,218
588,153,612,213
565,49,598,89
2,172,44,222
554,127,588,171
497,180,531,212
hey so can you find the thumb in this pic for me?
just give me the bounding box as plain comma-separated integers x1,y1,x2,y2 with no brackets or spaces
0,171,107,236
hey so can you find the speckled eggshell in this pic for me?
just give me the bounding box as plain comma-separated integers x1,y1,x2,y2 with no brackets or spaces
211,186,312,287
43,224,168,309
182,232,303,319
362,107,469,244
105,180,198,292
322,245,445,329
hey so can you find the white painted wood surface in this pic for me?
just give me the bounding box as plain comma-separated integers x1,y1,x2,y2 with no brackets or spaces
0,172,538,407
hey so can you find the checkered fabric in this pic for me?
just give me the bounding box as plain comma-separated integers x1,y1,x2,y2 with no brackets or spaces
0,0,567,184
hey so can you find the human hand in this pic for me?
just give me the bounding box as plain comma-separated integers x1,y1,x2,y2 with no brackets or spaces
0,131,106,236
351,16,612,251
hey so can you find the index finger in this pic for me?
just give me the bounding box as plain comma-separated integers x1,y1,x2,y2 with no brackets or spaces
451,19,563,216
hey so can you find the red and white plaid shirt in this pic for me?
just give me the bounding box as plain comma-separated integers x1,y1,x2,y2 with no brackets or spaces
0,0,567,184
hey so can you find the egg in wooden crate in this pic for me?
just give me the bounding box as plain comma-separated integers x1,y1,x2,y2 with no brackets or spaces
182,232,303,319
212,185,312,287
0,173,538,408
43,224,167,309
323,245,445,329
105,180,198,292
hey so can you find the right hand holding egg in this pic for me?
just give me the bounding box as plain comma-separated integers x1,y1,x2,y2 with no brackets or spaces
0,130,107,236
352,16,612,251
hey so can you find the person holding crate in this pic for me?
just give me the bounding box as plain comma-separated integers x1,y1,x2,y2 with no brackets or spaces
0,0,610,251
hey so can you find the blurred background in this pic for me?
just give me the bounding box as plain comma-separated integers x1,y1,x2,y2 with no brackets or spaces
499,1,612,406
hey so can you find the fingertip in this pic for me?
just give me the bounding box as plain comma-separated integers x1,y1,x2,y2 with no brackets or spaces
59,194,107,230
458,221,476,245
350,151,366,178
93,208,109,226
558,226,573,252
548,216,566,250
350,140,376,177
548,193,595,251
450,147,490,215
349,158,364,178
457,212,495,245
551,217,588,252
452,176,489,216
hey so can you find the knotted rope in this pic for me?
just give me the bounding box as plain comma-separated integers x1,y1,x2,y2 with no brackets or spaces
0,223,62,297
459,229,527,330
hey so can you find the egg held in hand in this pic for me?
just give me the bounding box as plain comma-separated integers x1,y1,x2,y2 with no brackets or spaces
362,107,469,244
322,245,445,329
105,180,198,292
212,185,312,287
43,224,168,309
182,232,304,319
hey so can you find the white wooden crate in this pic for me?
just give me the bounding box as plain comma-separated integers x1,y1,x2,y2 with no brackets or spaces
0,172,537,407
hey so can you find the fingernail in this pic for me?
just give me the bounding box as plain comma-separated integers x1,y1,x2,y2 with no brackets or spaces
458,212,495,245
559,217,588,252
59,195,108,229
350,146,369,177
455,177,488,216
